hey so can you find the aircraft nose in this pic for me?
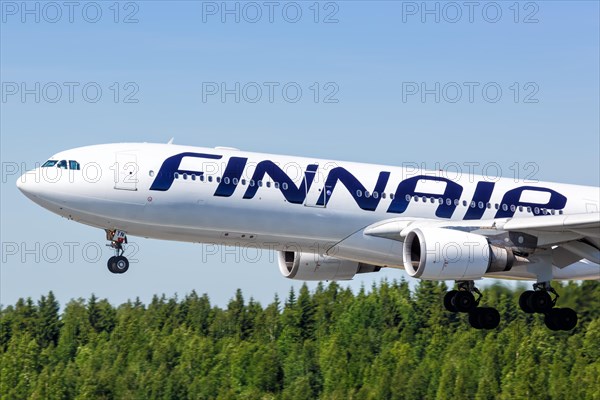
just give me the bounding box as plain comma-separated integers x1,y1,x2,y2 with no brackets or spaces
16,171,38,198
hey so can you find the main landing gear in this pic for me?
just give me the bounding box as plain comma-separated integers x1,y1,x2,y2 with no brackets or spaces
106,229,130,274
444,281,500,330
519,282,577,331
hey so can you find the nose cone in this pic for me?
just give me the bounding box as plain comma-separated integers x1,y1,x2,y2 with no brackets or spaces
16,171,40,201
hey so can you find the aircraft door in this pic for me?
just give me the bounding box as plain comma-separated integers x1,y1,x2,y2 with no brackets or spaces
303,165,330,208
113,152,138,191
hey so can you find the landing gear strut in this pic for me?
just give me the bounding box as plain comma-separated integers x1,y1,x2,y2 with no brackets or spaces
519,282,577,331
444,281,500,330
106,229,129,274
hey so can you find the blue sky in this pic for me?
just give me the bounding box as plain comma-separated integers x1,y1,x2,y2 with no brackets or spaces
1,1,599,308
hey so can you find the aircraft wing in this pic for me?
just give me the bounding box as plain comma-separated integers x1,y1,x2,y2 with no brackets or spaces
362,212,600,266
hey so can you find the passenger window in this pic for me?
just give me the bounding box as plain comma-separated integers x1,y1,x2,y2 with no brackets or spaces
390,193,395,200
183,173,188,180
478,201,484,209
382,193,386,199
224,177,230,184
174,172,180,179
373,192,379,199
266,182,271,188
365,191,370,198
274,182,279,189
69,160,80,170
241,179,246,185
356,190,362,197
232,178,238,185
502,204,508,211
405,194,411,201
208,176,213,182
250,180,255,187
462,200,467,207
446,198,452,206
200,175,205,182
510,205,516,212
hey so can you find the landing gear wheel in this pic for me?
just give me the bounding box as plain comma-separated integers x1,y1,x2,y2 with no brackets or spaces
545,308,577,331
478,307,500,330
519,290,535,313
558,308,578,331
468,309,483,329
468,308,500,330
113,256,129,274
444,290,459,312
452,291,476,313
107,256,117,273
529,291,553,313
544,309,562,331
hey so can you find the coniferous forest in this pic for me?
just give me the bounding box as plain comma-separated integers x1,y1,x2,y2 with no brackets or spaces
1,280,599,400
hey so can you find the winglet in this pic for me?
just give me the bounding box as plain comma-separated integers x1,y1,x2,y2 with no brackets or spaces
167,137,175,145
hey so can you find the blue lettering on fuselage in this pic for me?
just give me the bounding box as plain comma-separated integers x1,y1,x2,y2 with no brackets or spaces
149,152,568,219
149,152,222,191
494,186,567,218
464,181,495,220
214,157,248,197
387,175,463,218
243,160,318,204
316,167,390,211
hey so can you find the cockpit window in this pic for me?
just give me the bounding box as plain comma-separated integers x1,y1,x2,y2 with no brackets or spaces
42,159,81,170
42,160,58,167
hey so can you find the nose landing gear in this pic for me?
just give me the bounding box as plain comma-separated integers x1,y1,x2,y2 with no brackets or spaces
106,229,130,274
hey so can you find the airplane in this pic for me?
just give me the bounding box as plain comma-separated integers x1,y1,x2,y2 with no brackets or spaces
16,142,600,331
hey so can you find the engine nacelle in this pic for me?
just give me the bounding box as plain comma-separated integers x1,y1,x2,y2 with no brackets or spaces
278,251,380,281
403,227,516,280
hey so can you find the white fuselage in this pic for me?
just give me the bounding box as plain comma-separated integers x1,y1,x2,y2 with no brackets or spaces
16,142,600,280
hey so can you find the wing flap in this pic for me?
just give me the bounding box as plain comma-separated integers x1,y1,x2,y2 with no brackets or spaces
502,212,600,232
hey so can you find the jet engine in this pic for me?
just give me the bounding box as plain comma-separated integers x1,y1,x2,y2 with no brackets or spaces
402,227,520,280
278,251,381,281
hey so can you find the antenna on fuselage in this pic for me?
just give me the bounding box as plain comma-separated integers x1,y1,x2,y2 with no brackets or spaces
167,137,175,144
